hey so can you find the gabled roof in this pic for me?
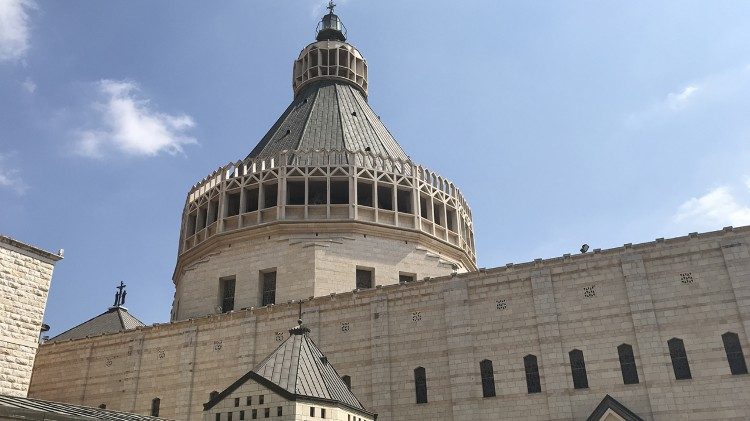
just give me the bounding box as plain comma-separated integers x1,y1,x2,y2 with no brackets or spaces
587,395,645,421
49,307,145,342
204,324,374,418
0,394,169,420
246,80,409,162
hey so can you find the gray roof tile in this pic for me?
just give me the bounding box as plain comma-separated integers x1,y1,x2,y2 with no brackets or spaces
49,307,145,342
0,394,169,420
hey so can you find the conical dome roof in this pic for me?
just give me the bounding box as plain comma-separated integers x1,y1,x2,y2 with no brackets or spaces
247,80,408,162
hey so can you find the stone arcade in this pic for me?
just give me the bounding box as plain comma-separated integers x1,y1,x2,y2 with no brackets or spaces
26,5,750,421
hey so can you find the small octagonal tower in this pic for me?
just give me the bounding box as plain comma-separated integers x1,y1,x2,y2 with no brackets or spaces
172,6,476,321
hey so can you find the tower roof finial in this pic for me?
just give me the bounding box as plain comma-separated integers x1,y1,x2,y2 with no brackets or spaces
327,0,336,14
112,281,127,308
316,1,346,42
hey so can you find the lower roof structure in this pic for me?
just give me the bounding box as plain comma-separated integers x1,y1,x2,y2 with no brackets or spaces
0,395,169,421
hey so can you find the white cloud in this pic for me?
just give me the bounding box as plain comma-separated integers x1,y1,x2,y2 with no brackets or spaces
0,152,27,194
21,77,35,93
674,185,750,229
665,85,698,111
75,80,197,158
0,0,35,63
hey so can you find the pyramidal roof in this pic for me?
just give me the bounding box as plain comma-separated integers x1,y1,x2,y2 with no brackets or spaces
204,323,372,417
49,306,145,342
246,80,409,162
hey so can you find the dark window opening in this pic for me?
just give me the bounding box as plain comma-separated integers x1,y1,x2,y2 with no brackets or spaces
524,354,541,394
227,192,241,217
208,200,219,225
220,277,235,313
287,180,305,205
228,412,233,421
569,349,588,389
309,180,327,205
446,208,456,231
321,408,326,418
216,413,221,421
480,359,496,398
263,184,278,209
240,410,245,420
261,271,276,306
618,343,639,384
330,180,349,204
397,189,412,213
234,397,240,407
414,366,427,404
357,182,372,207
722,332,748,375
264,408,269,418
198,206,208,230
277,406,282,416
98,404,106,409
251,409,257,419
245,187,259,212
433,203,443,226
310,407,315,416
399,273,415,284
420,196,429,219
356,268,373,289
377,185,393,210
258,395,264,405
342,375,351,390
668,338,692,380
246,396,251,406
151,398,160,417
187,213,197,236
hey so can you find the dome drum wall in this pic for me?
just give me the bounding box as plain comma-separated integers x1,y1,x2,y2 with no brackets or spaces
293,41,368,97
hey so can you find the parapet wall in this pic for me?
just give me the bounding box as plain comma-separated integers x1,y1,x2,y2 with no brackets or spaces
0,236,62,397
29,227,750,420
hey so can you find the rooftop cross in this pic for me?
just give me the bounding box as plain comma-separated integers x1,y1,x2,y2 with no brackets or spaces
112,281,127,307
327,0,336,14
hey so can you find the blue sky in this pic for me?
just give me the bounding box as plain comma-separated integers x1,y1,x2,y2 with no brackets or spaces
1,1,749,335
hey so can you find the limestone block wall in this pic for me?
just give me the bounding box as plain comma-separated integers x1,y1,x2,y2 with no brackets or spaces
0,236,62,397
173,229,460,321
29,227,750,420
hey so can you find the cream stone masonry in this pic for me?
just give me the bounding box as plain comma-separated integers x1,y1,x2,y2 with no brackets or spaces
0,236,62,397
28,227,750,420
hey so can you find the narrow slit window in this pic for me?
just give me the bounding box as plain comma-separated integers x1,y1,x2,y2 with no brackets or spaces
377,184,393,210
433,202,443,226
261,271,276,306
722,332,748,375
277,407,282,416
357,182,373,207
420,196,429,220
618,343,639,384
668,338,692,380
198,206,208,230
226,192,241,217
286,180,305,205
446,208,456,231
309,180,327,205
397,189,412,213
524,354,541,394
151,398,160,417
208,200,219,225
480,359,496,398
569,349,588,389
263,183,278,209
220,277,235,313
187,212,197,236
414,366,427,404
330,179,349,204
342,375,351,390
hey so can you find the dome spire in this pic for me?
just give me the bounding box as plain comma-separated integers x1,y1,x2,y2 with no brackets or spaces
316,0,347,42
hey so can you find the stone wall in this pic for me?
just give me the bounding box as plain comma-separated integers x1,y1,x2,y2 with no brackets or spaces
29,227,750,420
0,236,62,397
173,227,462,321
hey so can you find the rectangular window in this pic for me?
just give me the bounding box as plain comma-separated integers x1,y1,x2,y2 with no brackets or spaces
668,338,692,380
414,367,427,404
227,192,241,217
263,183,278,208
258,395,264,405
618,344,639,384
216,413,221,421
286,180,305,205
208,200,219,225
187,213,197,236
524,354,541,394
246,396,251,406
377,184,393,210
309,180,327,205
263,408,269,418
261,271,276,306
251,409,257,419
399,273,415,284
356,268,373,289
277,406,282,416
239,410,245,420
433,202,443,226
228,412,233,421
220,277,236,313
357,182,373,207
245,187,259,212
198,206,208,229
330,180,349,204
397,189,412,213
234,397,240,407
310,407,315,417
321,408,326,418
723,332,749,375
420,196,429,220
446,207,456,231
569,349,589,389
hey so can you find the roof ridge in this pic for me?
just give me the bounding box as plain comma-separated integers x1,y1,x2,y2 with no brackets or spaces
48,308,114,341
